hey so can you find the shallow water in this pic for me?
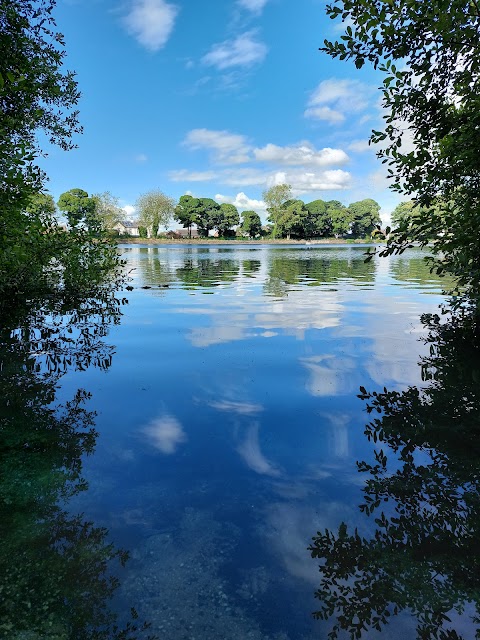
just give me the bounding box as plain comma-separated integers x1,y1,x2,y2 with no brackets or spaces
5,245,457,639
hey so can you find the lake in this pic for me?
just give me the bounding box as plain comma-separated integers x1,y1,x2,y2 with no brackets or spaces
5,244,467,639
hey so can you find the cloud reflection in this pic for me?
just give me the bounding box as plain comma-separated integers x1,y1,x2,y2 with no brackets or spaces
209,400,263,415
237,422,280,477
141,414,187,454
301,354,357,397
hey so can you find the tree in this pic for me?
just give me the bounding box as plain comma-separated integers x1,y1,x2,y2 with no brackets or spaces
263,184,292,237
391,201,417,227
326,201,351,237
136,190,175,238
276,199,309,239
92,192,124,231
195,197,220,237
0,0,81,213
217,203,240,237
174,195,202,238
25,192,56,219
240,210,262,238
321,0,480,309
0,0,85,299
348,199,381,238
57,189,97,231
305,199,333,238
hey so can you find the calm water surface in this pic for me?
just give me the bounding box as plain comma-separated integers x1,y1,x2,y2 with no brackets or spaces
57,245,449,639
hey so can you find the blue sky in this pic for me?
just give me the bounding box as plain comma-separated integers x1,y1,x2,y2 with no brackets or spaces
40,0,403,224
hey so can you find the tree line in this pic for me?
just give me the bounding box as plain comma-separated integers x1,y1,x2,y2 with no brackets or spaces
43,185,383,241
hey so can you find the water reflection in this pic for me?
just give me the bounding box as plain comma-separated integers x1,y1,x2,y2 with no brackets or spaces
391,256,456,291
72,245,453,639
264,254,375,298
310,310,480,639
0,295,154,638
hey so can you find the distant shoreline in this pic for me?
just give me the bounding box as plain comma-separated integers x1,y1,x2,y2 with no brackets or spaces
116,237,382,246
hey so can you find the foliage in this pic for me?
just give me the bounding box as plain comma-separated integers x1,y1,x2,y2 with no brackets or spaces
93,191,124,231
304,199,333,237
195,197,220,237
174,195,202,237
136,190,176,238
321,0,480,308
326,201,351,237
25,191,57,217
217,203,240,236
391,201,418,227
240,210,262,238
263,183,292,237
0,0,81,213
310,308,480,639
348,199,381,237
58,188,98,231
276,199,309,239
0,0,118,302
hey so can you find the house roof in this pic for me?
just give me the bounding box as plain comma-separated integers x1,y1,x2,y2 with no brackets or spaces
117,220,139,228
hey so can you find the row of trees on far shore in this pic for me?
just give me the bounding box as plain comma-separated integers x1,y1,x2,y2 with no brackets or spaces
26,185,386,241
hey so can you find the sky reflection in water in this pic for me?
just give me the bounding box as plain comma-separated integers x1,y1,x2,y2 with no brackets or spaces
60,245,449,639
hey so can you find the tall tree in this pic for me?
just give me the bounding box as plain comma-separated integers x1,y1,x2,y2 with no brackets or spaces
57,189,97,231
263,184,292,237
391,201,417,227
195,197,220,237
174,195,202,238
25,192,56,220
348,199,381,238
136,190,176,238
276,199,309,239
326,201,351,237
321,0,480,309
0,0,85,299
92,192,124,231
217,203,240,237
305,199,332,238
240,210,262,238
0,0,81,212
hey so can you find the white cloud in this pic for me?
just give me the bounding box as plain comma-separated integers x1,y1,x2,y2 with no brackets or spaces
134,153,148,163
254,142,349,167
123,0,178,51
305,78,371,124
304,106,345,124
141,414,187,454
215,191,266,211
169,169,219,182
267,169,352,193
171,167,351,193
183,128,251,164
221,168,268,186
173,128,351,195
237,0,269,12
202,31,267,70
123,205,136,216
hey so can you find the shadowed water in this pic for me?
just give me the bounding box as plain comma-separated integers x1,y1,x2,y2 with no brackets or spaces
4,245,473,639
